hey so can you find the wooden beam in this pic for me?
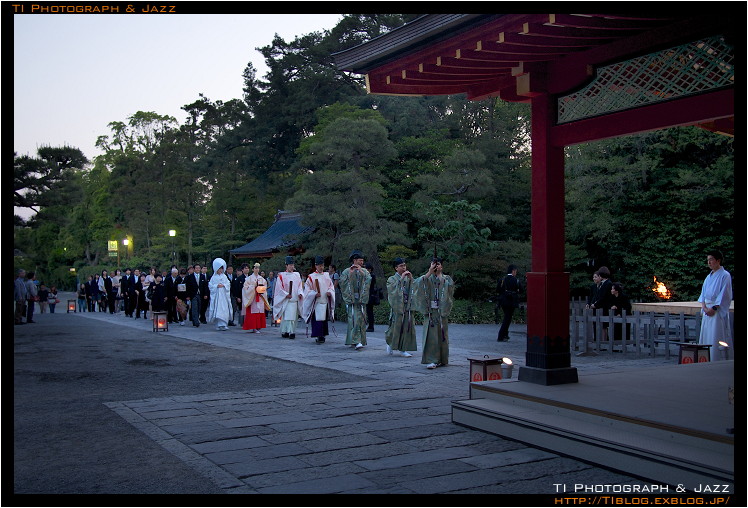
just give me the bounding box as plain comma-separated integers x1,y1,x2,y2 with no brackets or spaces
551,88,734,146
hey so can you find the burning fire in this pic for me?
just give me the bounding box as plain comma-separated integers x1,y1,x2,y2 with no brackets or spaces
652,276,672,299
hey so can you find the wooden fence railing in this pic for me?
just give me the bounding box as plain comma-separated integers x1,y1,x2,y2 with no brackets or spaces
568,297,702,359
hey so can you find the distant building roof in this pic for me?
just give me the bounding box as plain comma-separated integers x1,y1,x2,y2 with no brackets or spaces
229,211,312,259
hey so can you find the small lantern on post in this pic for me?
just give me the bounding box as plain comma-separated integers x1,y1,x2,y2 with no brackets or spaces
152,311,168,332
67,300,77,313
718,341,731,361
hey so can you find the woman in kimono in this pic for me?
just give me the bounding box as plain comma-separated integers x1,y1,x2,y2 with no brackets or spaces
243,263,269,333
411,257,455,369
207,258,233,331
302,256,335,344
149,273,167,314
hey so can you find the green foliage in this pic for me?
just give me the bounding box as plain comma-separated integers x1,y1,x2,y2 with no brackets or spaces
566,127,734,300
14,17,733,308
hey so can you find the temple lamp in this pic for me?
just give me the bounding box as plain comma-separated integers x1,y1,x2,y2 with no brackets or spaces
152,311,168,332
501,357,514,379
169,229,176,264
718,341,731,361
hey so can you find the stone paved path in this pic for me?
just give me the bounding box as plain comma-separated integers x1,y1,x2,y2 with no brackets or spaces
66,293,682,495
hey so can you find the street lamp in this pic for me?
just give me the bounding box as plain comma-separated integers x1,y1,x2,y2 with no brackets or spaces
169,230,176,264
123,238,129,261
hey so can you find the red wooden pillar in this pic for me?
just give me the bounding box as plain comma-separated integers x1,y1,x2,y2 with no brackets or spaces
518,92,578,385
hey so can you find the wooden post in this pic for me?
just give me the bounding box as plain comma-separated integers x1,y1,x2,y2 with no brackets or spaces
519,92,578,385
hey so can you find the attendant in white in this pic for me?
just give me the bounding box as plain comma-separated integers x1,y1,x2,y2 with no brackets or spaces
302,256,335,344
698,250,733,360
207,258,233,331
242,263,269,333
272,256,304,339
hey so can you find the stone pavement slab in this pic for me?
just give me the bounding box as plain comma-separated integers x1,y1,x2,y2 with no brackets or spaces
62,299,691,495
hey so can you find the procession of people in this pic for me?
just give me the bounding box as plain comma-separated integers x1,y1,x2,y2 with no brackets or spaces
13,248,732,364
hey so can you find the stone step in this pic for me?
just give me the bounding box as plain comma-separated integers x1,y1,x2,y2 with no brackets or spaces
452,394,733,491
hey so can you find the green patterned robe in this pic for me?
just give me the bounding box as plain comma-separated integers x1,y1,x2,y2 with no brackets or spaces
339,266,371,345
385,272,417,352
411,273,455,365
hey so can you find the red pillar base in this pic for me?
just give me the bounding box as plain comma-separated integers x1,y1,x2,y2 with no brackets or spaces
522,271,578,385
518,366,578,385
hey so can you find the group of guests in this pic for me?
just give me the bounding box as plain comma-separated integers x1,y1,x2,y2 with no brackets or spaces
13,269,58,325
584,266,632,341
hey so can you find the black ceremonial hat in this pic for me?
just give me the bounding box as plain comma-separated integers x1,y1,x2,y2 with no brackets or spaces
349,250,364,262
314,255,325,265
392,257,406,268
285,256,294,265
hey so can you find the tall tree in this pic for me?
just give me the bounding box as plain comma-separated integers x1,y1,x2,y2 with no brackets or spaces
14,146,88,215
286,114,406,278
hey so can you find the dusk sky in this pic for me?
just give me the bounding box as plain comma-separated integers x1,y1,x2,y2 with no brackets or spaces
13,12,345,162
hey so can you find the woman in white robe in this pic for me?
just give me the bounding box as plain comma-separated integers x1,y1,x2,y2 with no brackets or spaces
207,258,233,331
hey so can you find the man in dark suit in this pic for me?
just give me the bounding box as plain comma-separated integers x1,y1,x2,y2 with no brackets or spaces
120,268,133,317
165,267,180,323
84,275,94,312
199,265,210,324
103,271,115,314
185,263,201,327
233,263,248,327
127,269,141,318
590,266,614,340
225,264,237,326
497,264,522,342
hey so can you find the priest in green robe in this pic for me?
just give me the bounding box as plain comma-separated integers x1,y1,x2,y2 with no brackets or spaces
339,250,371,350
411,257,455,369
385,257,417,357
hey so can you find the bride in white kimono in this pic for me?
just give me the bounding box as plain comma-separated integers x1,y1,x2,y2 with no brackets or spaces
207,258,233,331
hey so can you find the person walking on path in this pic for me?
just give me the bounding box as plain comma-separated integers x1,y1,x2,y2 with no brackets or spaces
698,250,733,360
233,264,248,327
199,265,210,324
38,284,49,314
207,258,233,331
25,271,39,324
384,257,417,358
302,256,335,344
15,269,28,325
77,283,87,313
411,257,455,369
242,263,270,334
272,257,303,339
120,269,133,317
225,265,238,327
186,263,202,327
339,250,371,350
47,285,60,313
497,264,522,342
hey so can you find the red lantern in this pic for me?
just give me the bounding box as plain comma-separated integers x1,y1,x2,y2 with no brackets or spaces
67,300,77,313
152,311,168,332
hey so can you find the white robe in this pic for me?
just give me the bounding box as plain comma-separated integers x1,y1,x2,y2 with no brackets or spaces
302,271,335,323
207,273,233,327
272,271,303,322
697,266,733,357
